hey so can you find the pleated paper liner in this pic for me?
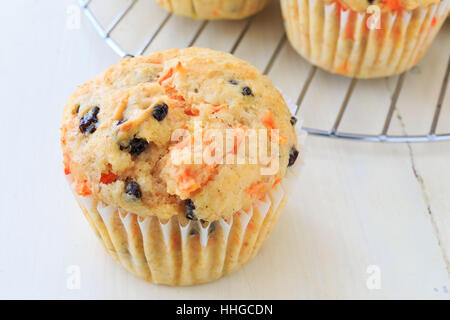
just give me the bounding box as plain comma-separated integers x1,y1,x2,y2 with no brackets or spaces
156,0,271,20
67,128,305,286
281,0,450,78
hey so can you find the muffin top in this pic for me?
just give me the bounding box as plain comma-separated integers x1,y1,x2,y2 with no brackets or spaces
61,48,298,222
156,0,270,20
327,0,441,11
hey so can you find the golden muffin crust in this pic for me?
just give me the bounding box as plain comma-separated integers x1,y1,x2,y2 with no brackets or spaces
326,0,441,12
156,0,270,20
61,48,298,222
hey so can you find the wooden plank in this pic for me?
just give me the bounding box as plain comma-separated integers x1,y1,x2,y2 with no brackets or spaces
300,70,353,131
267,43,312,111
406,142,450,278
87,0,130,29
143,15,203,53
274,138,450,299
110,0,172,54
194,20,249,52
435,54,450,135
232,0,285,71
338,77,398,135
389,22,450,136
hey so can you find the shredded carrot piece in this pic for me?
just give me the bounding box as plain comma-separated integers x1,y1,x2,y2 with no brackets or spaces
158,62,183,85
75,180,91,197
63,152,71,175
158,68,174,85
211,105,227,114
382,0,402,11
273,178,282,187
100,172,118,185
246,181,270,199
61,126,67,146
175,61,183,71
175,165,216,194
184,107,200,116
261,110,275,130
177,171,200,193
165,85,185,102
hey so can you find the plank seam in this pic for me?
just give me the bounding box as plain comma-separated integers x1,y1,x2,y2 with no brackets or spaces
395,110,450,276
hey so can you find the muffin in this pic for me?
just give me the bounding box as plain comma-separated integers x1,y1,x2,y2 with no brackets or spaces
156,0,271,19
281,0,450,78
61,47,303,286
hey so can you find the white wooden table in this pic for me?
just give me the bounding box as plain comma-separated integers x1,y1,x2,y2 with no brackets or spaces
0,0,449,299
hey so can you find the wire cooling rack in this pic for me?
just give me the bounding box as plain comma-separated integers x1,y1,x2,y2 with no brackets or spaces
79,0,450,142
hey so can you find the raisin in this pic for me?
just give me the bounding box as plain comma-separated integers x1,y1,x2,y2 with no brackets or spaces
288,147,299,167
75,105,80,114
119,137,148,156
368,0,374,3
229,79,238,85
116,119,126,126
125,180,142,199
242,86,253,96
152,103,169,121
185,199,197,220
79,107,100,134
290,116,298,126
128,138,148,156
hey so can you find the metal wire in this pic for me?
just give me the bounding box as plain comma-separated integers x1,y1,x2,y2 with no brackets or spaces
79,0,450,143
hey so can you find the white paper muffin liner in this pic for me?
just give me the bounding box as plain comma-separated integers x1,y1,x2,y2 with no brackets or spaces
66,113,306,286
156,0,271,20
281,0,450,78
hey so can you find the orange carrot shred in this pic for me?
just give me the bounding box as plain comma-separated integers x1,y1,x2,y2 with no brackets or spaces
184,107,200,116
246,181,270,199
273,178,282,187
261,110,275,130
75,180,91,197
158,68,174,85
382,0,402,11
211,105,227,114
100,172,118,185
63,152,71,175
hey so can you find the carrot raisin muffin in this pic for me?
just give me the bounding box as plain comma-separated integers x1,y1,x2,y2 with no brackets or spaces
281,0,450,78
156,0,271,19
61,47,302,286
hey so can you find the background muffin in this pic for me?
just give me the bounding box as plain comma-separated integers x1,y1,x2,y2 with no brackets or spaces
156,0,271,19
281,0,450,78
61,47,302,285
